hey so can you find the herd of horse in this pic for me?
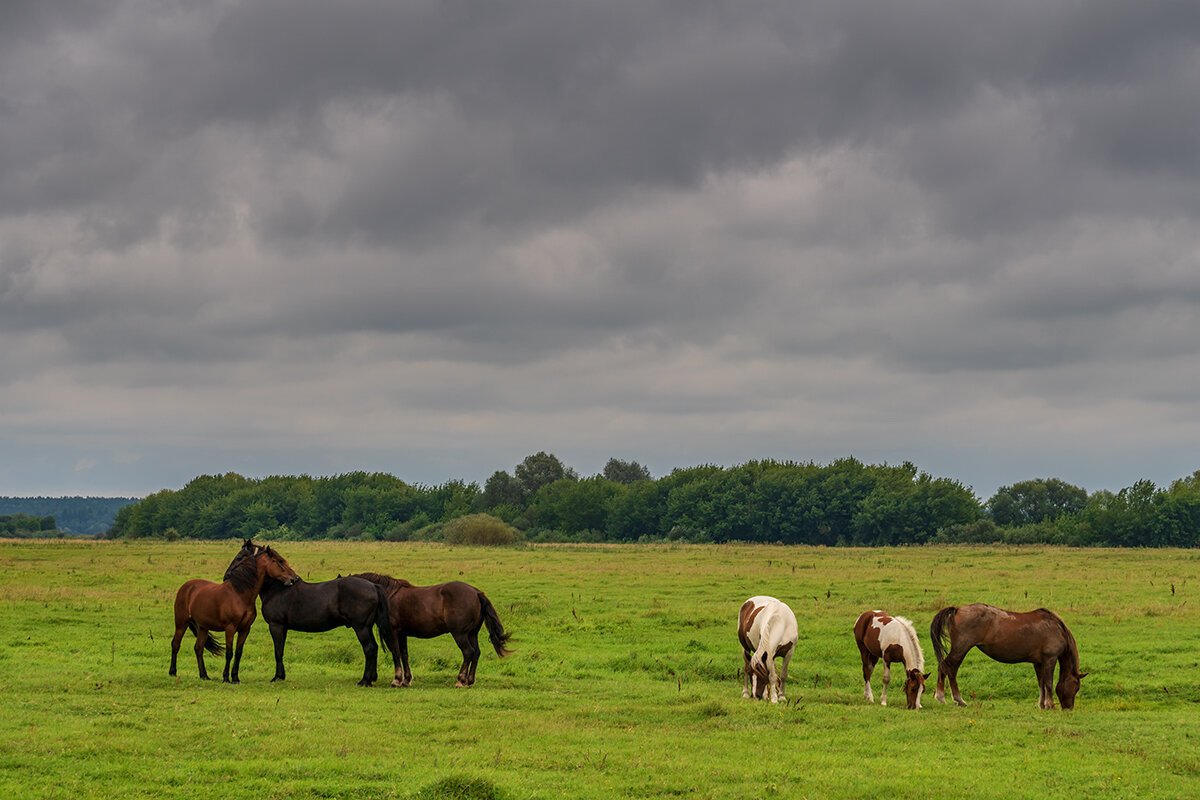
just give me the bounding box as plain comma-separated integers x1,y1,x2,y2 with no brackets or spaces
170,539,512,688
170,540,1085,710
740,595,1086,710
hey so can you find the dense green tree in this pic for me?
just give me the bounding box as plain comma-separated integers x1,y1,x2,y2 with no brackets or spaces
528,476,620,537
987,478,1088,526
480,470,525,508
603,458,652,485
514,452,577,498
605,480,663,541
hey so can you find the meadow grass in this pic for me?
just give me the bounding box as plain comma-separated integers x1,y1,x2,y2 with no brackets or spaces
0,540,1197,799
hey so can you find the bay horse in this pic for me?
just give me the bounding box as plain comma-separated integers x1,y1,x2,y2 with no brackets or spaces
169,541,299,683
223,540,398,686
350,572,513,687
737,595,798,703
853,610,928,709
930,603,1086,709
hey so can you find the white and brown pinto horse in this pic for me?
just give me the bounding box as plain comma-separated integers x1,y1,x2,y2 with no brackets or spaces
853,610,929,709
737,595,798,703
931,603,1086,710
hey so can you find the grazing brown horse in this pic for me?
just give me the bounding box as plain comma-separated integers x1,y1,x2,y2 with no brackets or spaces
350,572,512,687
170,542,299,683
930,603,1086,709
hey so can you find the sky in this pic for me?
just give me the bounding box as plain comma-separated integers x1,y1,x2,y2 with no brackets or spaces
2,1,1199,501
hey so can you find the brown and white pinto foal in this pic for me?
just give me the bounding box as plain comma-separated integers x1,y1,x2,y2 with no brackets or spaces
737,595,798,704
853,610,929,709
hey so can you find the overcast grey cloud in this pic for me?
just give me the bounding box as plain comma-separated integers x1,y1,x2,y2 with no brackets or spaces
3,0,1199,499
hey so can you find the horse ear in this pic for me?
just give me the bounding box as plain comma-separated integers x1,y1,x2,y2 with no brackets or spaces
1078,672,1088,679
923,672,931,680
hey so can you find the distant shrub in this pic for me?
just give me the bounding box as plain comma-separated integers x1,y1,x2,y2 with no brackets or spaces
443,514,522,546
931,519,1003,544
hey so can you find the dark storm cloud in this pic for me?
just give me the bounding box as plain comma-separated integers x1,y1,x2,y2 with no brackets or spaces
2,0,1199,497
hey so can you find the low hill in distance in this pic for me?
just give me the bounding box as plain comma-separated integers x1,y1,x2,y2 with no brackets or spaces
0,497,139,537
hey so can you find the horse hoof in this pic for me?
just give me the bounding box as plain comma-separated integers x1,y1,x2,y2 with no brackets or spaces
358,680,374,687
391,679,404,688
955,699,967,707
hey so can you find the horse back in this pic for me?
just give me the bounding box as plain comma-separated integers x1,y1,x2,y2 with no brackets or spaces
959,604,1072,663
738,596,797,655
393,580,482,637
174,578,253,630
264,576,382,632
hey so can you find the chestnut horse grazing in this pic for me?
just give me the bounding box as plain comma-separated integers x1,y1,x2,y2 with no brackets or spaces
737,595,798,703
931,604,1086,709
350,573,512,687
853,610,928,709
170,542,299,683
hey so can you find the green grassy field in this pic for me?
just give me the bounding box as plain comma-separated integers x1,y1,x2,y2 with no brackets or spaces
1,540,1197,799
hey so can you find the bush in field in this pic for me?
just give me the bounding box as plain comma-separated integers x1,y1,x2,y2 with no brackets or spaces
443,514,522,546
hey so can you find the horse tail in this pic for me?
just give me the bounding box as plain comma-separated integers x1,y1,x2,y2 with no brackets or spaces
751,612,773,677
478,592,513,657
188,620,224,656
930,606,957,669
373,584,396,657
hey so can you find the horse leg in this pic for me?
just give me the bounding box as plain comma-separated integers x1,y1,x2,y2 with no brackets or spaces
452,631,478,687
229,627,250,684
943,654,968,707
465,631,482,686
222,628,237,683
194,628,211,680
1035,660,1056,709
765,655,780,704
741,651,752,698
391,636,412,687
355,624,378,687
860,651,878,703
778,648,793,703
269,624,288,682
170,624,186,677
881,659,892,706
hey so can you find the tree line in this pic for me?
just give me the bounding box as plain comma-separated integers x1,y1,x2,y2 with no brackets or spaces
103,454,1200,547
0,513,58,538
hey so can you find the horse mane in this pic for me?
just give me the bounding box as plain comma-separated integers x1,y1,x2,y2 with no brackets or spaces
893,615,925,672
1039,608,1080,674
350,572,414,593
224,548,262,593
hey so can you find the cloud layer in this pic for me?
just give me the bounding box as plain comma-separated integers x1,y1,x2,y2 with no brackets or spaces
3,0,1199,498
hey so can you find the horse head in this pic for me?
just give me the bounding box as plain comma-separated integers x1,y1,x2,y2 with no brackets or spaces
903,669,930,709
258,546,300,587
1056,670,1086,710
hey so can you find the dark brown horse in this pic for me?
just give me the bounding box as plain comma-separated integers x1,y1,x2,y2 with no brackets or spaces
930,603,1086,709
350,572,513,687
170,542,299,683
224,540,398,686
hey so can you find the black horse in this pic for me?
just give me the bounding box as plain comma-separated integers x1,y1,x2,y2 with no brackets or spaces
225,540,397,686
